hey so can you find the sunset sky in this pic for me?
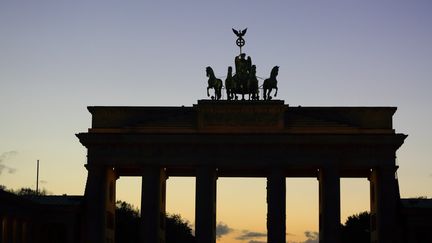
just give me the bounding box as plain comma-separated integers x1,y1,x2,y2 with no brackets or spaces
1,1,432,242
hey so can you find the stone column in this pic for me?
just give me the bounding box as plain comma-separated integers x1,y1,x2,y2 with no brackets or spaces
369,166,399,243
13,219,20,243
0,216,3,243
1,216,6,243
11,218,16,243
195,167,217,243
21,221,27,243
3,217,11,243
140,167,167,243
267,168,286,243
318,167,340,243
83,164,117,243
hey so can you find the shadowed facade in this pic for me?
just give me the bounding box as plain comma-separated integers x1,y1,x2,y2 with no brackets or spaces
76,100,407,243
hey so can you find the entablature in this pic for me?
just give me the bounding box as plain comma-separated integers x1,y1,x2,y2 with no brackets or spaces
86,100,397,134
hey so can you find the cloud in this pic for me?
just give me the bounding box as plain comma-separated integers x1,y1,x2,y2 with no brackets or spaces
40,180,48,184
0,151,18,175
236,230,267,240
216,222,233,239
303,231,319,243
0,151,18,162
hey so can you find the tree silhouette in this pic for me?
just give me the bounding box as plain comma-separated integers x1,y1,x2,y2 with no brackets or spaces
165,214,195,243
16,187,48,196
341,211,370,243
0,185,48,196
115,200,196,243
115,201,141,242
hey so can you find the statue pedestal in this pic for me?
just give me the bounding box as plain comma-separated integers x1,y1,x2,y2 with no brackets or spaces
196,100,286,132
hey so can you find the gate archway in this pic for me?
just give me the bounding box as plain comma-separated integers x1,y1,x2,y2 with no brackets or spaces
77,100,406,243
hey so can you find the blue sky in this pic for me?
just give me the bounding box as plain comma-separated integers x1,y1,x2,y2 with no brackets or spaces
1,1,432,242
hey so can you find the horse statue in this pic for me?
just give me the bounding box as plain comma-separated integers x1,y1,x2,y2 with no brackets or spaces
225,66,235,100
206,66,222,100
263,66,279,100
248,65,259,100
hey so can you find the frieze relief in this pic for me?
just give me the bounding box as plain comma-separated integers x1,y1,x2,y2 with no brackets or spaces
197,103,285,130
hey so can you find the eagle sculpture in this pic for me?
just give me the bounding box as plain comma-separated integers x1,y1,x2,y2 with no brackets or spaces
232,28,247,38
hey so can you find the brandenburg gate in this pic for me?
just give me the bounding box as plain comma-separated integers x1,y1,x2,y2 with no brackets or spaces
76,100,406,243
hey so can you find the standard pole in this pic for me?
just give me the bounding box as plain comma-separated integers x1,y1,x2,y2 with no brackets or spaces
36,159,39,195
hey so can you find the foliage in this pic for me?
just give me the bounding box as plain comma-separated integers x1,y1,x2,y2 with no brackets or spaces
166,214,195,243
115,200,141,242
341,211,370,243
408,196,428,199
0,185,48,196
115,200,196,243
16,187,48,196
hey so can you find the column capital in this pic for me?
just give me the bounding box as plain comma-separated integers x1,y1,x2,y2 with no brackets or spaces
319,164,340,171
372,165,398,172
196,166,219,179
268,167,285,175
85,164,119,179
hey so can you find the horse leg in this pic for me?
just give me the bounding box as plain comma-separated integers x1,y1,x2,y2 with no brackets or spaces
275,87,278,97
207,87,210,97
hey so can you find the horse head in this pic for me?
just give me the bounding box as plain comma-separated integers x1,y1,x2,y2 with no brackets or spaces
271,66,279,78
206,66,213,77
250,65,257,75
